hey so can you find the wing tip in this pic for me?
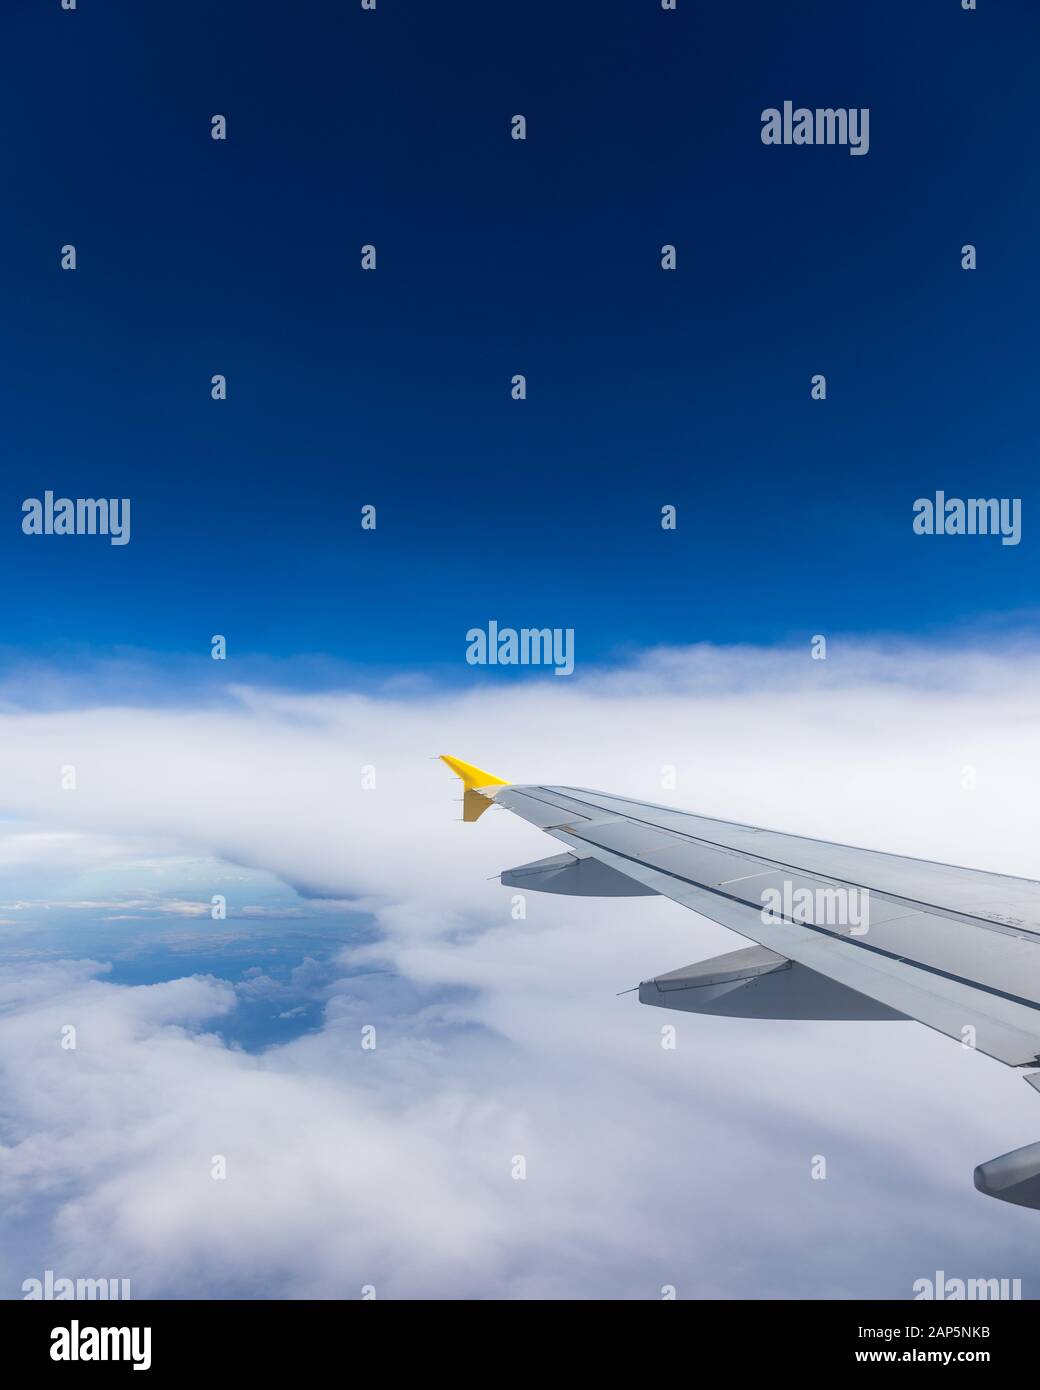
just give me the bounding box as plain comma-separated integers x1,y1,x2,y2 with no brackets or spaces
438,755,510,790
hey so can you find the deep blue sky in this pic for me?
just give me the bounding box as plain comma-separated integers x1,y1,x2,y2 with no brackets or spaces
3,0,1038,676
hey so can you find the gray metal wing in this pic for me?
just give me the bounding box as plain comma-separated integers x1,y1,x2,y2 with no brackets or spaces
439,759,1040,1211
494,783,1040,1069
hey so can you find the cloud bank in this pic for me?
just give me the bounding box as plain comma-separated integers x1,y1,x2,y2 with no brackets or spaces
2,641,1040,1298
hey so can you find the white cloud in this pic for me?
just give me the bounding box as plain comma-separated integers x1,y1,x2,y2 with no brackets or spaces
1,641,1040,1298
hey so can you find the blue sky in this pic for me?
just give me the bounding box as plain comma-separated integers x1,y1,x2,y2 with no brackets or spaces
3,0,1038,676
3,1,1040,1298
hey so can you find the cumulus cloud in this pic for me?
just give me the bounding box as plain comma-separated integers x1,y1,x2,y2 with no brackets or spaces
1,641,1040,1298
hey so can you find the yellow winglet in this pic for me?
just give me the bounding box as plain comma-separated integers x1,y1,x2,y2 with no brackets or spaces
439,755,509,790
439,755,510,822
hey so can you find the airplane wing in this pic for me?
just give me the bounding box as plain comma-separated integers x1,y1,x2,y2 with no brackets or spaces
440,756,1040,1210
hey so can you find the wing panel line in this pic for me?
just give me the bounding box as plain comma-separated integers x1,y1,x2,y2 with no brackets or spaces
530,787,1040,946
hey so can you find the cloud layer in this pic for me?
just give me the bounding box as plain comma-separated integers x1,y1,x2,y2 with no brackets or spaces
2,641,1040,1298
